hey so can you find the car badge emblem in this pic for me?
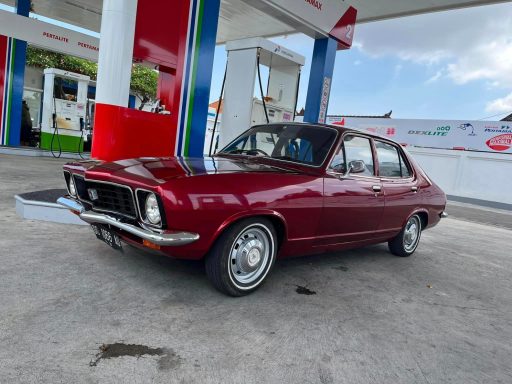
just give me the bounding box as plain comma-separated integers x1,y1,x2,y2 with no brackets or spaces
88,188,99,201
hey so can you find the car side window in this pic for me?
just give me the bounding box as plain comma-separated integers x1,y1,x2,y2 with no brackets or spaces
343,136,375,176
400,152,412,178
375,140,412,178
328,145,345,173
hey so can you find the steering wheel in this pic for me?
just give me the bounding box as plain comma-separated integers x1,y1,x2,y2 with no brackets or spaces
248,148,270,156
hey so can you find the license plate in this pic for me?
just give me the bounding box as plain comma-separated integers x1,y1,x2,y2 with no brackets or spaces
91,224,122,251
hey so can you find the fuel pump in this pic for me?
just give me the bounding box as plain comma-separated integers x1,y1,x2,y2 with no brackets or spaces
41,68,90,156
215,38,305,151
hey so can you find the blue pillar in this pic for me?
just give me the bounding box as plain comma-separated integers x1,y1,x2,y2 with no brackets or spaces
8,0,30,146
304,37,337,124
182,0,221,157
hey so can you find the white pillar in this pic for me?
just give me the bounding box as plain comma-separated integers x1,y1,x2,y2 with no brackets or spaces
96,0,138,106
219,48,258,148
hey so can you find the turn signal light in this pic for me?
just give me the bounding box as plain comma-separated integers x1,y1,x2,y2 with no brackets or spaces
143,239,161,250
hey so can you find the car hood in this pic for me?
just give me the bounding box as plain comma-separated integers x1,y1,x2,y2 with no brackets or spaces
80,156,295,185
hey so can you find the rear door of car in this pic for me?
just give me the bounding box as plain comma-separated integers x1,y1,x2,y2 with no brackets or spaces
374,139,419,234
317,134,385,246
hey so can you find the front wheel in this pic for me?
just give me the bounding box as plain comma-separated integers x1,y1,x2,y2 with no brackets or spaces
388,214,422,257
205,218,277,296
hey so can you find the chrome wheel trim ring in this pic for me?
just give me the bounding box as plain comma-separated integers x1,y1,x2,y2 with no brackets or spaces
404,216,421,252
228,223,275,290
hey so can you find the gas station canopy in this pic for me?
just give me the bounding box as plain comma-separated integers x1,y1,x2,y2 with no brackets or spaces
0,0,510,41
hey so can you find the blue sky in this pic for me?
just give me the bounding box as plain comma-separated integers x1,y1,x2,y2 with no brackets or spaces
2,2,511,121
210,2,512,121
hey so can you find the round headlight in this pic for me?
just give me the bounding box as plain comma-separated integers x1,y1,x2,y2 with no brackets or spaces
145,193,161,225
69,176,77,196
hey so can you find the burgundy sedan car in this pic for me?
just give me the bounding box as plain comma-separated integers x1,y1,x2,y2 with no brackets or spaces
58,123,447,296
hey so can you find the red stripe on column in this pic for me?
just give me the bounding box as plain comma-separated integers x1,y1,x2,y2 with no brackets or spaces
91,103,176,161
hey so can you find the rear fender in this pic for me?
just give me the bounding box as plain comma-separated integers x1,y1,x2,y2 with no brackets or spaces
405,208,431,229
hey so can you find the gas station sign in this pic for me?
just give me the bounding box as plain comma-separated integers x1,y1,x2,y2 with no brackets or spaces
0,10,99,61
256,0,357,48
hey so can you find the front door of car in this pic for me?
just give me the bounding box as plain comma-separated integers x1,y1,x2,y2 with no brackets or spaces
316,135,385,246
374,140,419,233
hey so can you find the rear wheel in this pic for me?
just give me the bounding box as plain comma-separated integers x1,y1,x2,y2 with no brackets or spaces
388,214,422,257
205,218,277,296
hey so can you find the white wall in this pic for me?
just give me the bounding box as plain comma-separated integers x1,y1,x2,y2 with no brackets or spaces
408,147,512,205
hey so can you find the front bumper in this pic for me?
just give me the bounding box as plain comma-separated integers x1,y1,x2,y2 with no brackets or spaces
440,211,448,218
57,196,199,246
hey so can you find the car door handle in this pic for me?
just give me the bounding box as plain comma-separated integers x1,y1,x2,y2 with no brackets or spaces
372,185,381,192
411,186,418,193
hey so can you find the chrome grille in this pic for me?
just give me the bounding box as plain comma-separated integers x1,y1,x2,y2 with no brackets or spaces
75,177,137,219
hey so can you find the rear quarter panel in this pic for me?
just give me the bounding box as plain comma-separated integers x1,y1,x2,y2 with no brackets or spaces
407,152,447,229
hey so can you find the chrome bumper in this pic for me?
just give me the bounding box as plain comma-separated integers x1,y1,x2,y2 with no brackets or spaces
440,211,448,218
57,197,199,246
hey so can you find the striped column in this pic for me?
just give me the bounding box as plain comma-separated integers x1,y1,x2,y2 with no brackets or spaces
0,35,15,146
92,0,220,161
0,0,30,147
174,0,221,157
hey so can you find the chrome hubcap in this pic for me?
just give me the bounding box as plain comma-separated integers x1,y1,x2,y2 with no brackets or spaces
230,227,270,285
404,216,420,252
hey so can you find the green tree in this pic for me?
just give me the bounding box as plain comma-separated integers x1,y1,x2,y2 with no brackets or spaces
25,46,157,98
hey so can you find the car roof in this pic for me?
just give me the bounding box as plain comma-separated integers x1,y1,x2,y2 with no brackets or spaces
262,122,383,140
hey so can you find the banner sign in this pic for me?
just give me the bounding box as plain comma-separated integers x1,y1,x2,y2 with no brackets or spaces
326,116,512,154
0,10,99,61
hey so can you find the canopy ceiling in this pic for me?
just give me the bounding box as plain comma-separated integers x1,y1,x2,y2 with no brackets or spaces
0,0,510,42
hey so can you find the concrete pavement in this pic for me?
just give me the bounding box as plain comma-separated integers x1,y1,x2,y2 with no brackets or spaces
0,154,511,383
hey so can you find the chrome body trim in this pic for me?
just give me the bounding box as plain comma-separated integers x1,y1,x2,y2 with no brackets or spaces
57,197,198,246
57,196,85,213
440,211,448,218
63,170,76,197
135,188,163,229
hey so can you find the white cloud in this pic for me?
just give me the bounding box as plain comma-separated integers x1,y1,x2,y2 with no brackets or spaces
425,70,443,85
353,3,512,87
486,92,512,114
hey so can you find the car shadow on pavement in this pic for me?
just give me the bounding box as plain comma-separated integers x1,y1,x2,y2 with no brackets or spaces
276,243,396,271
112,241,397,297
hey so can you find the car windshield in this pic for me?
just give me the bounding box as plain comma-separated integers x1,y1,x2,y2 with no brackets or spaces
218,124,338,167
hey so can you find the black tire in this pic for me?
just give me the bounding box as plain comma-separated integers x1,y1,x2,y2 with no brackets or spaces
388,214,422,257
205,218,277,296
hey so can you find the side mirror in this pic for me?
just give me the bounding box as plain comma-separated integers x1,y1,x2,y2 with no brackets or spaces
349,160,366,174
343,160,366,177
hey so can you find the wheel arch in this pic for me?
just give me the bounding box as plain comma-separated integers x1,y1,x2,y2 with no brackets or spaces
408,209,429,230
211,210,288,252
